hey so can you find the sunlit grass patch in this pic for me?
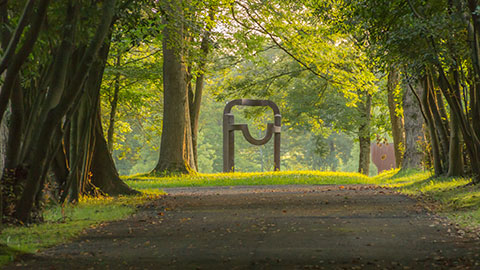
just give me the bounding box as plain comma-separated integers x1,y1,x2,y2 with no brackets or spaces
372,168,431,185
376,170,479,232
0,192,164,265
125,170,373,190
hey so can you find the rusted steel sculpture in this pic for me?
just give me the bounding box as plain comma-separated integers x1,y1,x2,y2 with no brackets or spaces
223,99,281,172
371,142,396,173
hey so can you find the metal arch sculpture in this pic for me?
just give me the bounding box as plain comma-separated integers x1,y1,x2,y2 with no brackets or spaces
223,99,281,172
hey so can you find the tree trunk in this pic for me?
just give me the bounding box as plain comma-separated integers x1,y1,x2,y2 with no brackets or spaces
447,106,464,176
0,0,50,127
401,81,425,171
358,92,371,175
189,31,210,170
0,112,7,171
422,75,444,176
5,79,24,169
14,0,117,222
386,66,405,168
154,0,196,174
107,53,121,153
430,86,450,169
91,111,139,195
0,0,36,75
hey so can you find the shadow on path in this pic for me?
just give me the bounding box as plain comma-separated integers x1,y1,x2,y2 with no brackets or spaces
6,185,480,269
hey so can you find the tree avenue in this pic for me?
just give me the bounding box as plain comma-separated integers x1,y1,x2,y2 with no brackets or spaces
0,0,479,224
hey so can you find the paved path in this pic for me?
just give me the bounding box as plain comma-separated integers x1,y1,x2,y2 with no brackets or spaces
6,185,480,269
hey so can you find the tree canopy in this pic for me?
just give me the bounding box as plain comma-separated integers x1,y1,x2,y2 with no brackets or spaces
1,0,479,223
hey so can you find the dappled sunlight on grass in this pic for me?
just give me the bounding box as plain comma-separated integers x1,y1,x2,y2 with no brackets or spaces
0,192,165,258
125,170,373,189
374,171,479,231
372,169,431,185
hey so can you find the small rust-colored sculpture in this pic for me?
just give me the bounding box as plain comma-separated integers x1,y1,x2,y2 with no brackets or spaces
223,99,281,172
371,142,396,173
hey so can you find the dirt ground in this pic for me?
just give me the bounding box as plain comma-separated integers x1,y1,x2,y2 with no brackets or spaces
5,185,480,269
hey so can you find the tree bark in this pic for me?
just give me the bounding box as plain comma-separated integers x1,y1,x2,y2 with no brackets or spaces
107,53,122,153
447,106,464,176
154,0,196,174
358,92,371,175
422,75,444,176
91,111,139,195
0,0,50,127
14,0,117,222
430,86,450,169
386,66,405,168
189,31,210,170
401,81,425,171
0,0,36,75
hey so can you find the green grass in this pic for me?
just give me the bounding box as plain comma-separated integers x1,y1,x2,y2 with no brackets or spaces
0,192,164,265
125,170,374,190
373,169,480,230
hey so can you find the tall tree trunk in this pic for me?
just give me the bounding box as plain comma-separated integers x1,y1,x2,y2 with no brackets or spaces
91,110,139,195
5,79,24,169
386,66,405,168
358,92,371,175
189,30,210,170
422,75,444,176
401,81,425,171
154,0,196,174
0,113,7,171
447,106,464,176
0,0,50,127
430,85,450,169
14,0,117,222
107,53,121,153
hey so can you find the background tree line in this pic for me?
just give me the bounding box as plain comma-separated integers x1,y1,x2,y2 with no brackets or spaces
1,0,478,224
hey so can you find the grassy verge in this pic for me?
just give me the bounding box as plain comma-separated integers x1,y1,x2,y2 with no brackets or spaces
0,192,164,266
125,171,374,191
374,169,480,233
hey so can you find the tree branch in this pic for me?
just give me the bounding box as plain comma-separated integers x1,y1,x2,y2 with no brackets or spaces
0,0,36,75
233,1,338,84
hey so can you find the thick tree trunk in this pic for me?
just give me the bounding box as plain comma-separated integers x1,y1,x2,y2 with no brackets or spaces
358,92,371,175
5,79,23,169
154,0,196,174
447,107,464,176
386,66,405,168
14,0,117,222
434,61,480,182
91,111,139,195
401,82,425,170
